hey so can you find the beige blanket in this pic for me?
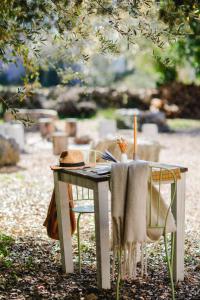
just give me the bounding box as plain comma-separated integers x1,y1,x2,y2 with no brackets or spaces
111,161,176,278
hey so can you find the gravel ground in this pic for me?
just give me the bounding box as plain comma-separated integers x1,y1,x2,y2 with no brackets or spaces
0,128,199,299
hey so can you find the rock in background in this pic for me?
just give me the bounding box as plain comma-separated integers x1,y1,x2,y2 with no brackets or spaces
116,109,171,132
0,135,20,166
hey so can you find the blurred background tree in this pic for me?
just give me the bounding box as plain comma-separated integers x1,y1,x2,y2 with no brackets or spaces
0,0,199,119
154,0,200,85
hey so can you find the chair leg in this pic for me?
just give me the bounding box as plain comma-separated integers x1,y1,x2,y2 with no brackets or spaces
164,233,175,300
171,232,175,268
77,213,82,274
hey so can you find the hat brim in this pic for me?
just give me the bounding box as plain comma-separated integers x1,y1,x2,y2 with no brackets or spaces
51,163,95,171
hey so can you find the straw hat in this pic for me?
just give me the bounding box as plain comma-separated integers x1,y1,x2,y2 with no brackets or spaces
51,150,96,171
59,150,85,168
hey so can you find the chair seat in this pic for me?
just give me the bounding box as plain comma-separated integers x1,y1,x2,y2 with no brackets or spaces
72,205,94,214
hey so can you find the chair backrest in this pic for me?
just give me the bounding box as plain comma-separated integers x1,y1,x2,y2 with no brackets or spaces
71,149,101,202
72,185,94,202
147,166,178,232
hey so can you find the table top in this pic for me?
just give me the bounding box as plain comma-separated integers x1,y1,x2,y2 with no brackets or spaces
56,168,110,182
55,162,188,183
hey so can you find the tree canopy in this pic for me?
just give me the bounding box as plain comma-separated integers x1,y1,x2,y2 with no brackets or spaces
1,0,198,70
0,0,199,120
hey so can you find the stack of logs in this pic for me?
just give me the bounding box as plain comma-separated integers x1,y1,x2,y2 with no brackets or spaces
157,82,200,119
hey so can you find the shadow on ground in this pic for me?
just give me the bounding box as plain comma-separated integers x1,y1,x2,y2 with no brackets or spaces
0,235,199,300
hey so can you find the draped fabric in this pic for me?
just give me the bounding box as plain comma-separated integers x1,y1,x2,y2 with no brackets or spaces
111,161,176,278
43,184,76,240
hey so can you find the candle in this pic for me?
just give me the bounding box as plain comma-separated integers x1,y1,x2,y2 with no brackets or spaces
133,114,137,159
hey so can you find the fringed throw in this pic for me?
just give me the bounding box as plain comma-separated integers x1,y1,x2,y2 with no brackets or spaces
111,161,149,278
110,161,176,279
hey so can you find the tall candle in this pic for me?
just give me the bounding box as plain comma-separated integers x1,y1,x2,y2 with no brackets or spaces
133,114,137,159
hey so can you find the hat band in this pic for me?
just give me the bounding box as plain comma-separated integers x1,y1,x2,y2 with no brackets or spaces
60,162,85,168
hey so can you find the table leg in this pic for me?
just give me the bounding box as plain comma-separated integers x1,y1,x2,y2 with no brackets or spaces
171,173,186,282
54,172,74,273
93,181,110,289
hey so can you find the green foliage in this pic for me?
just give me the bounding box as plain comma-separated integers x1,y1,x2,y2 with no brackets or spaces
157,0,200,82
0,234,14,257
97,108,116,119
175,35,200,78
0,234,14,268
0,0,199,119
0,0,193,80
153,55,177,86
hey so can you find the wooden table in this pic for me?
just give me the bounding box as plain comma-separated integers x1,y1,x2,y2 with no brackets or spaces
53,164,188,289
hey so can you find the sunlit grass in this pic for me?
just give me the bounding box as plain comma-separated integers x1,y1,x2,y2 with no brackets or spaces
96,108,116,119
0,234,14,268
167,118,200,130
96,111,200,132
